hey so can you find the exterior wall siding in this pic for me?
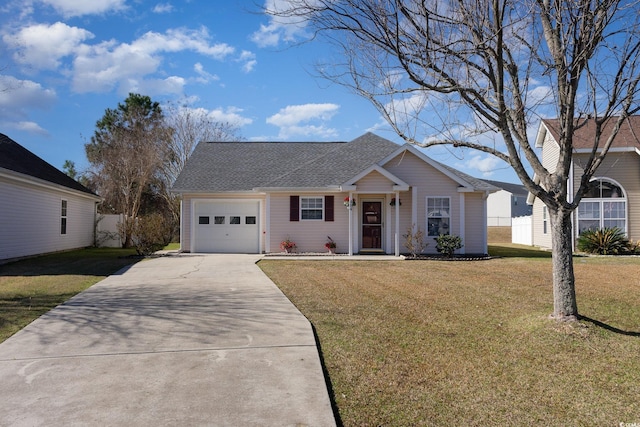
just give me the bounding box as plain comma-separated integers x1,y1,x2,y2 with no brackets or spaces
383,151,476,254
0,176,96,260
269,193,349,253
532,132,560,248
532,198,552,249
464,192,487,254
356,170,395,193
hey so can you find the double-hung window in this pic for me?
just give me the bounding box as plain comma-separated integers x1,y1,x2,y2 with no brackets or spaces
427,197,450,236
301,197,324,220
61,200,68,235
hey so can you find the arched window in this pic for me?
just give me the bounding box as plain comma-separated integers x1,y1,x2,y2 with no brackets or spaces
577,178,626,234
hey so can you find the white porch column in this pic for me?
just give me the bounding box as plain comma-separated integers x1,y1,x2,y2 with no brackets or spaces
459,193,466,254
265,194,271,253
348,192,354,256
412,187,418,232
395,191,400,256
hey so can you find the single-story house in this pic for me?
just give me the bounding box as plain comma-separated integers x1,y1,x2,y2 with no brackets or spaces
171,133,498,255
0,133,100,261
528,116,640,249
484,179,532,226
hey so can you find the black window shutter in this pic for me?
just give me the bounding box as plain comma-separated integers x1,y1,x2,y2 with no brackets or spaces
290,196,299,221
325,195,334,222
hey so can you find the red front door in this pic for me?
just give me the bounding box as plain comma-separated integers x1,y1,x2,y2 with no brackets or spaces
362,201,383,250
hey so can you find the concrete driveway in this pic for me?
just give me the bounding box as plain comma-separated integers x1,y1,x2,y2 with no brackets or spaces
0,254,336,427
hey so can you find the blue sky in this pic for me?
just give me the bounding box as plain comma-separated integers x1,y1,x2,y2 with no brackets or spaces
0,0,521,183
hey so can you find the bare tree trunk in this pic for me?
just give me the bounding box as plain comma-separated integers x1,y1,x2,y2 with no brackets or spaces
550,209,578,320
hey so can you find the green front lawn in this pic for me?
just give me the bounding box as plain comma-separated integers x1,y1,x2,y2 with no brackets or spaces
259,254,640,426
0,248,138,342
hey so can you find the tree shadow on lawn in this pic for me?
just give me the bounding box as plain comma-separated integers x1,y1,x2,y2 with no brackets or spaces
488,244,552,258
579,315,640,337
0,249,140,277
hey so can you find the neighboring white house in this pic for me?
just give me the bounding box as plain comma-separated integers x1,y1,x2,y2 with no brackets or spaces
0,133,101,261
484,180,532,226
172,133,499,256
528,116,640,249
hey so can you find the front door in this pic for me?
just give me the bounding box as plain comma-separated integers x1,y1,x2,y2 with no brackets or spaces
361,200,383,250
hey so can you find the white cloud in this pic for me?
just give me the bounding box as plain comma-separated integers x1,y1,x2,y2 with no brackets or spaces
70,27,235,94
193,63,219,84
238,50,257,73
7,121,50,135
153,3,173,13
0,75,56,109
205,106,253,127
464,154,502,177
0,75,55,135
251,0,310,47
37,0,127,17
267,103,339,126
121,76,186,96
4,22,94,70
266,103,339,139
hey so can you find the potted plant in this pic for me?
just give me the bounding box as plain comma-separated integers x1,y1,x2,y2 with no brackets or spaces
390,197,402,206
324,236,337,254
280,237,297,253
344,196,356,207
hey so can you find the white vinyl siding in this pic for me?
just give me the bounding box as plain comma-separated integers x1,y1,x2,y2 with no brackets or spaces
0,175,97,261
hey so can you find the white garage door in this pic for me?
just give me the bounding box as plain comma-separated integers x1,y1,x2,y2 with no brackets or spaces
193,200,260,253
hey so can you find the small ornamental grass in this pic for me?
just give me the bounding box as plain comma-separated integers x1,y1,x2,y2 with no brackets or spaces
577,227,629,255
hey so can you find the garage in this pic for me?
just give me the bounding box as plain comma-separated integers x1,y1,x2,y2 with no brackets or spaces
192,200,260,253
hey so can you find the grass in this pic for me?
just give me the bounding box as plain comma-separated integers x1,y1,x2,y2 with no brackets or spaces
0,248,138,342
259,251,640,426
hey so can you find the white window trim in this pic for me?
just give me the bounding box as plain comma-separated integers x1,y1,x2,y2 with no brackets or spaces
576,178,628,236
300,196,324,221
426,196,451,237
61,199,68,235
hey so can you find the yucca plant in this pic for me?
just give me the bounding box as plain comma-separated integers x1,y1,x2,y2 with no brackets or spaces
577,227,629,255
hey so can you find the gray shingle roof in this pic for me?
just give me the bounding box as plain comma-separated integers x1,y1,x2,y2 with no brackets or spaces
0,133,97,196
483,179,527,196
172,133,400,192
171,132,496,193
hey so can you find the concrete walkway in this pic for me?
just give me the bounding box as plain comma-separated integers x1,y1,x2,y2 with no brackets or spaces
0,254,336,427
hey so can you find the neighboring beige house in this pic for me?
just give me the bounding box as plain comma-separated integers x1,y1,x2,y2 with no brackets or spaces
484,180,532,226
0,133,100,261
171,133,498,255
528,116,640,249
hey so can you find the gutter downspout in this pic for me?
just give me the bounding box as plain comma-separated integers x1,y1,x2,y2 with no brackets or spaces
395,191,400,256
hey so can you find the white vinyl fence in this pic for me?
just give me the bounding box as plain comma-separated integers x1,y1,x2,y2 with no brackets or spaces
511,215,533,246
96,214,123,248
487,216,513,226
